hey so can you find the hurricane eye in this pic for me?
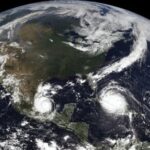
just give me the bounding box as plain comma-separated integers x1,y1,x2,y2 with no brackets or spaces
99,90,128,115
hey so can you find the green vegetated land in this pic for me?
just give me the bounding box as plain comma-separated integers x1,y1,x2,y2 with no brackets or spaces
53,103,89,141
2,19,105,106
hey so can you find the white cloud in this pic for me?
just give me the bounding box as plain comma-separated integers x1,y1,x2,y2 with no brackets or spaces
36,139,60,150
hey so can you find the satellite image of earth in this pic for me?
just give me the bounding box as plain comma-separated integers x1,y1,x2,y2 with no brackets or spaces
0,0,150,149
